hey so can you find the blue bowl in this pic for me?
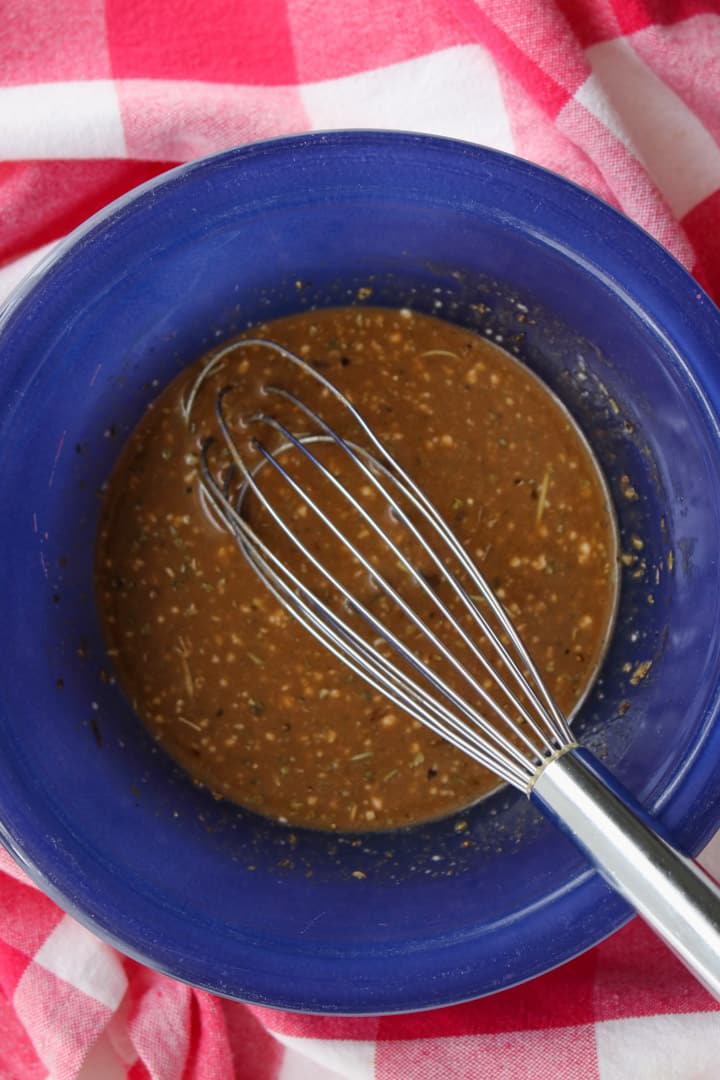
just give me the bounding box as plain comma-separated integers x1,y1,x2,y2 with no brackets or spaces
2,131,720,1014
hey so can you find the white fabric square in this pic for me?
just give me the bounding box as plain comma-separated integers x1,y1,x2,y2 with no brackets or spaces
301,45,513,152
0,80,126,159
575,36,720,218
276,1033,376,1080
595,1010,720,1079
32,914,127,1010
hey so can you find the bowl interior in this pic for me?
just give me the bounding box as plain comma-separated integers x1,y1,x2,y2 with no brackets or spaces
2,133,720,1012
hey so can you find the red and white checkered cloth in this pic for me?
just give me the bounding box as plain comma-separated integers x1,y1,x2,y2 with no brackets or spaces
2,1,720,1077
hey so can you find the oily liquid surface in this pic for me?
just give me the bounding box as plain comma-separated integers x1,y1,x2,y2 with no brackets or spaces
96,307,618,831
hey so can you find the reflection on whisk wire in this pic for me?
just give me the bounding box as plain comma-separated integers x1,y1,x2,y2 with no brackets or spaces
183,337,720,1001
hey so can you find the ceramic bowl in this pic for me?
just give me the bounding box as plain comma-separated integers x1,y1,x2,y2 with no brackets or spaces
2,132,720,1012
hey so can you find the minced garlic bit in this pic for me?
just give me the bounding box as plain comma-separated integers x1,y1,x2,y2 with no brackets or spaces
630,660,652,686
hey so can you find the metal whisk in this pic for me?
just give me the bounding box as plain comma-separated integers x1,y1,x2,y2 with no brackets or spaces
184,337,720,999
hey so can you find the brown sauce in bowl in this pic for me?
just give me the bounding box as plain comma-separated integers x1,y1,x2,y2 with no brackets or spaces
95,307,618,831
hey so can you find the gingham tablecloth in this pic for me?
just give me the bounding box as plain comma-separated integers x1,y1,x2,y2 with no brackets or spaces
2,2,720,1077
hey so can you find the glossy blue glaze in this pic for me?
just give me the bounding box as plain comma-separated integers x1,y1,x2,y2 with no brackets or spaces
1,131,720,1013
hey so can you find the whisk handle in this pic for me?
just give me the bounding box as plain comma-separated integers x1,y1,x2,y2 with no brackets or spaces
532,749,720,1001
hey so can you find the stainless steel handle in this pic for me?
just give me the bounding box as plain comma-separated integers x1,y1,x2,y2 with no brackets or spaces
532,749,720,1000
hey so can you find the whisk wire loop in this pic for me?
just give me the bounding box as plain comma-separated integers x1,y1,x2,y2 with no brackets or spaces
257,386,562,751
199,446,536,787
187,338,580,787
266,375,570,742
247,416,553,760
188,338,567,746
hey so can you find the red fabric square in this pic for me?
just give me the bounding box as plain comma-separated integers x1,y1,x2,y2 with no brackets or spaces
0,160,178,266
0,878,63,959
287,0,470,82
0,943,33,1001
452,0,577,117
686,190,720,304
221,999,285,1080
0,0,111,86
592,919,719,1021
612,0,720,36
0,989,44,1080
376,1025,599,1080
106,0,298,85
376,948,598,1040
555,0,623,48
